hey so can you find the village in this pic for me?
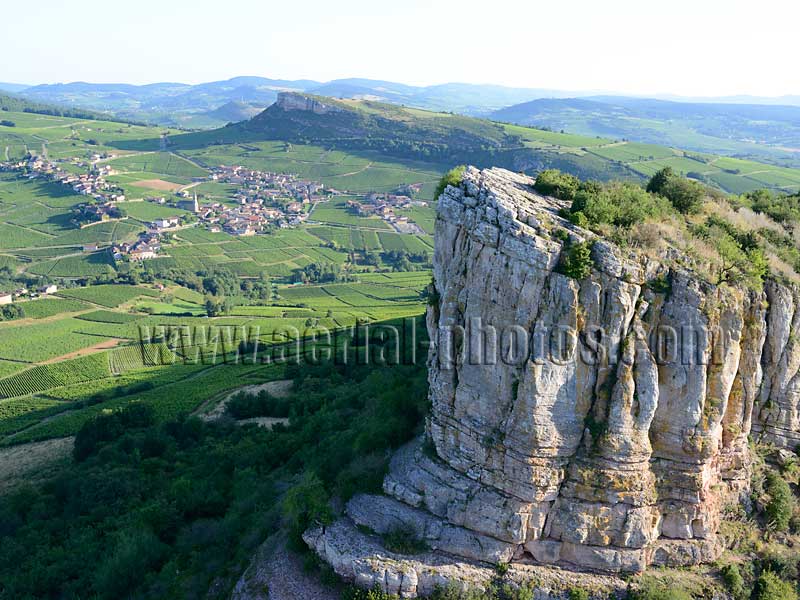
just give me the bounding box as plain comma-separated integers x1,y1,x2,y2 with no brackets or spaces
0,155,430,264
0,154,124,205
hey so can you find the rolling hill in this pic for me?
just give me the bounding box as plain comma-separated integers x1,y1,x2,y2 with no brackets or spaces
11,77,589,128
13,77,800,165
0,92,116,121
164,92,800,195
490,96,800,168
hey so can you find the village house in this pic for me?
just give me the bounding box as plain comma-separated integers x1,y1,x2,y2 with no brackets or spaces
38,284,58,295
151,217,180,231
0,292,13,306
129,243,159,261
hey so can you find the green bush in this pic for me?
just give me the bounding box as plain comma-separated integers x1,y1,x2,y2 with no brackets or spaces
558,241,594,280
283,472,335,545
690,218,769,289
646,166,675,195
570,181,671,229
568,589,590,600
765,471,794,532
534,169,581,200
720,563,747,600
73,402,156,461
661,177,705,214
382,526,429,555
753,570,798,600
226,389,291,419
434,165,466,200
646,167,705,214
747,188,800,226
341,587,399,600
629,579,693,600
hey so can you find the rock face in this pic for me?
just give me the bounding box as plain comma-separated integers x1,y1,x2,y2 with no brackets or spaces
274,91,342,115
306,167,800,595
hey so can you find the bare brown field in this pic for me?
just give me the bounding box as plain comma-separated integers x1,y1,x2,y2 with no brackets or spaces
133,179,183,191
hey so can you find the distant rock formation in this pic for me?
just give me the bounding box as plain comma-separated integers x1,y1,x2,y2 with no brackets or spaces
274,92,342,115
305,167,800,596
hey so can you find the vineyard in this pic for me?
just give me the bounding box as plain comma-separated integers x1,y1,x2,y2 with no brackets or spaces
16,297,90,319
57,284,161,307
109,343,176,374
0,353,112,399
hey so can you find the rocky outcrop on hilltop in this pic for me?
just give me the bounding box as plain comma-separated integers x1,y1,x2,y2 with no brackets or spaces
305,167,800,596
274,92,344,115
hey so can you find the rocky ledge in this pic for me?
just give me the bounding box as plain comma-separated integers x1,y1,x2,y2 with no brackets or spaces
305,166,800,596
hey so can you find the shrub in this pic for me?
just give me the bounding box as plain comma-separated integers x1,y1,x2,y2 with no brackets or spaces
434,165,466,200
646,166,675,195
660,176,705,214
382,526,429,555
629,580,693,600
73,403,156,461
646,167,706,214
570,181,671,229
752,570,798,600
342,586,398,600
568,589,590,600
225,390,290,419
720,563,747,600
534,169,581,200
282,472,333,546
558,241,594,280
765,471,794,532
647,274,671,294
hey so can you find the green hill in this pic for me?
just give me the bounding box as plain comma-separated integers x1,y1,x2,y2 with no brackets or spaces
168,92,631,182
204,100,264,123
0,92,121,122
163,93,800,195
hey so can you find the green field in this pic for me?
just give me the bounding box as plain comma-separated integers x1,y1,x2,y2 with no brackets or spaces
57,284,161,307
175,140,444,198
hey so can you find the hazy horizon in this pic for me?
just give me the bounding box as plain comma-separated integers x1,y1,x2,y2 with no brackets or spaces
2,0,797,98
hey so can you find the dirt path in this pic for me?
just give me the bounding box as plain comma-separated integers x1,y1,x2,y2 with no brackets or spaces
40,338,123,364
0,437,73,494
330,162,373,178
178,180,203,193
232,535,339,600
199,379,293,421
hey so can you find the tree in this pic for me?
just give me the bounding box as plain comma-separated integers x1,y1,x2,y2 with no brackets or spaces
646,167,704,214
753,570,798,600
558,241,594,280
646,166,675,195
282,472,333,544
534,169,581,200
205,295,226,317
0,304,24,321
765,471,794,532
660,177,704,214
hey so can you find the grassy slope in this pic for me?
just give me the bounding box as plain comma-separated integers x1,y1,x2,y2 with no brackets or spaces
162,94,800,194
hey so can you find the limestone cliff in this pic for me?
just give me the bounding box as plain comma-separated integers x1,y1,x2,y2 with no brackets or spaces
274,92,343,115
305,167,800,596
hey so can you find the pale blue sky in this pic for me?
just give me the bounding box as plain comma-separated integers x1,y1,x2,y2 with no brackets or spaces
1,0,796,96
